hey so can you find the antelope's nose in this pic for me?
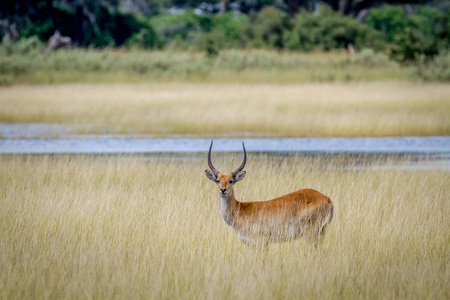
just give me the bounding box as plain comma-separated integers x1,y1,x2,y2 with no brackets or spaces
220,188,227,194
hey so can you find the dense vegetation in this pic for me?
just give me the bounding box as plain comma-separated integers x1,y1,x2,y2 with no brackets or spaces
1,1,448,55
1,1,449,81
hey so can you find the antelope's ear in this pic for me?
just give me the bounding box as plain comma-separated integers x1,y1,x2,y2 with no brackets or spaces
205,170,217,182
234,171,246,183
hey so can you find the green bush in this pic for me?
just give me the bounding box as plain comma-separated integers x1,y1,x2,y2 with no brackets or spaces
409,6,445,41
208,13,248,49
150,12,247,50
367,5,448,64
390,27,438,64
365,6,410,43
435,12,450,49
125,17,161,50
391,13,449,64
82,7,157,47
150,12,206,49
242,7,291,49
199,13,248,55
284,6,384,52
126,28,159,49
415,51,450,81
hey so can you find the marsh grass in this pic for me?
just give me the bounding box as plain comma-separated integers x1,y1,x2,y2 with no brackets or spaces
0,154,448,299
0,82,449,137
0,49,410,85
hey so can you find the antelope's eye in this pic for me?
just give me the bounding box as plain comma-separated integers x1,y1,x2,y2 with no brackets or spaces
229,180,234,184
215,179,220,183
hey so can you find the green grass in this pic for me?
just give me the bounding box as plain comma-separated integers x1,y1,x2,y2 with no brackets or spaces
0,49,411,85
1,82,449,137
0,154,448,299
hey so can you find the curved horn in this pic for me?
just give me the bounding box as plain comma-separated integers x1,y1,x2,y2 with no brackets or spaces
208,140,220,177
231,142,246,177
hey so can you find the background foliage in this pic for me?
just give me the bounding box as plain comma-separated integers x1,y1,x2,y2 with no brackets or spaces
0,0,449,80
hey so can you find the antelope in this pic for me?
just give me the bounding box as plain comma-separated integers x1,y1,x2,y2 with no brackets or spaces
205,141,333,247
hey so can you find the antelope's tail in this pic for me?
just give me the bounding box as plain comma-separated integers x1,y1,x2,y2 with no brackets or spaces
319,203,333,235
327,204,333,225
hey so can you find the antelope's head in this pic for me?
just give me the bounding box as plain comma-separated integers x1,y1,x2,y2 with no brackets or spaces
205,141,247,198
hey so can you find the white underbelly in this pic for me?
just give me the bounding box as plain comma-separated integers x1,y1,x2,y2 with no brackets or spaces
232,220,303,244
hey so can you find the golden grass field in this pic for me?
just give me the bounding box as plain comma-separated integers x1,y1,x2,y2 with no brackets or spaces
0,49,411,85
0,155,448,299
1,50,449,299
0,82,449,137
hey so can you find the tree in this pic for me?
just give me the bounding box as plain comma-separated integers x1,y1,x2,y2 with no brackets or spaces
281,0,426,17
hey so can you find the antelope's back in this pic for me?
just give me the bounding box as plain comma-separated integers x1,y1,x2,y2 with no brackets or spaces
239,188,332,220
272,188,331,207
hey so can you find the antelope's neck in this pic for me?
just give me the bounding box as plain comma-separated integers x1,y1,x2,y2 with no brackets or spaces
219,193,239,226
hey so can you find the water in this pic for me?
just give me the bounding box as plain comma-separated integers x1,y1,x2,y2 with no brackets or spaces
0,123,449,158
1,136,449,155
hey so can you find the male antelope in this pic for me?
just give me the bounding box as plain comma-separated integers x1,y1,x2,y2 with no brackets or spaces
205,141,333,247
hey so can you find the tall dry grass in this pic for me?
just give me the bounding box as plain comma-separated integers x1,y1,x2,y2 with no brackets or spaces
0,49,408,85
1,82,449,137
0,155,448,299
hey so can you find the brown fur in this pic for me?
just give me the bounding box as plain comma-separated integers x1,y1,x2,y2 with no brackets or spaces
211,172,333,246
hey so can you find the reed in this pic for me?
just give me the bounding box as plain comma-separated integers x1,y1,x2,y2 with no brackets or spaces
0,49,409,85
0,154,448,299
1,82,449,137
